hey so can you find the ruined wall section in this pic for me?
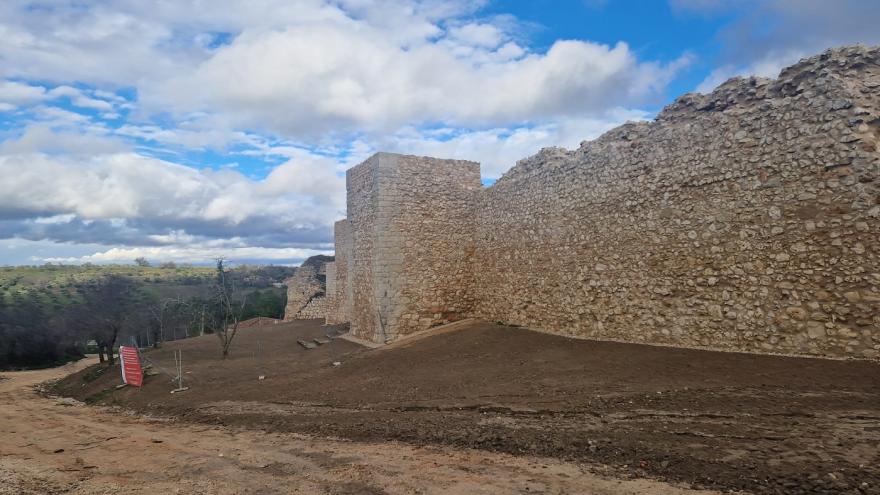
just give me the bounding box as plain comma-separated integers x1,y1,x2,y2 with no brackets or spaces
325,261,337,299
475,45,880,358
283,255,333,321
297,296,329,319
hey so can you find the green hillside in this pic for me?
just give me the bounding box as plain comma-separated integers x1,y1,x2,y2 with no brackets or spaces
0,264,295,316
0,263,297,370
0,264,212,313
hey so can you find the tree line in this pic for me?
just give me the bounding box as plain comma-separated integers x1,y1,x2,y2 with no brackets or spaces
0,260,287,370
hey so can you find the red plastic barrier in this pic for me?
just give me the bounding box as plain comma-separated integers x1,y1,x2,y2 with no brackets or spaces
118,346,143,387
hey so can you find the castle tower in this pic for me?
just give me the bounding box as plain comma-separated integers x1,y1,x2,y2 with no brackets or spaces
335,152,481,343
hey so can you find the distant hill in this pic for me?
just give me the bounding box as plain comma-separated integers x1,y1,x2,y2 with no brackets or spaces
300,255,335,271
0,264,296,316
0,263,299,370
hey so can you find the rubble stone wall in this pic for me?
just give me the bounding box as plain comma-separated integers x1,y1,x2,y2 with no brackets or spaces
297,296,329,319
283,255,333,321
475,46,880,359
326,45,879,358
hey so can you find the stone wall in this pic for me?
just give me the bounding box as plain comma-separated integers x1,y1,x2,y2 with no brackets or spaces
343,153,481,342
475,45,879,359
283,255,333,321
326,220,352,325
346,157,379,340
297,295,329,319
325,45,879,359
324,261,338,322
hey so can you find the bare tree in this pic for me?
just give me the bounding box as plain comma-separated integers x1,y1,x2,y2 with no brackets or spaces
148,297,185,347
134,257,151,267
214,258,246,358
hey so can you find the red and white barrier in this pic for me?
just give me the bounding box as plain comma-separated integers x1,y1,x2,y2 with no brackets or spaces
119,346,143,387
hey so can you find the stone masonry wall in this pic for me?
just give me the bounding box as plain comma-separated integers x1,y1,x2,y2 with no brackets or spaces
326,220,353,325
347,157,379,340
344,153,481,342
326,45,879,358
324,261,338,322
388,154,481,338
475,45,879,359
297,295,329,319
340,220,354,324
284,255,333,321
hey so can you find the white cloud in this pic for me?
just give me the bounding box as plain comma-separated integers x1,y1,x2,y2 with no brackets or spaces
114,123,252,150
676,0,880,93
47,86,115,111
0,0,482,87
448,23,506,48
263,152,346,201
0,128,343,242
376,108,649,178
33,106,93,125
0,124,124,155
0,1,688,138
0,80,46,109
43,244,332,265
150,30,685,136
0,0,696,264
695,48,809,93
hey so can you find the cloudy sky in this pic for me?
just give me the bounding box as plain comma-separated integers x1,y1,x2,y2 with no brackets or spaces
1,0,879,266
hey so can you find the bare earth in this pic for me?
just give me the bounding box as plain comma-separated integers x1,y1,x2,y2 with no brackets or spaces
0,357,713,494
29,319,880,494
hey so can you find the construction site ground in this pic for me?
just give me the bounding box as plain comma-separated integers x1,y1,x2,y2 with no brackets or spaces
40,319,880,493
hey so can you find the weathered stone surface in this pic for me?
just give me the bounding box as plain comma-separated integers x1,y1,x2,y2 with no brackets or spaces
284,255,334,321
326,45,880,359
325,220,352,325
338,153,481,343
297,340,317,350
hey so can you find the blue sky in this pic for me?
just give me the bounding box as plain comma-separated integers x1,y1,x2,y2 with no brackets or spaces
1,0,878,266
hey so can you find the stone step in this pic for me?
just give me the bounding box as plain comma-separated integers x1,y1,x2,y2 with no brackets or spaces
327,328,349,338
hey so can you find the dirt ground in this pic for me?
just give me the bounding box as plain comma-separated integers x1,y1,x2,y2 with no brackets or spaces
0,356,719,495
51,319,880,494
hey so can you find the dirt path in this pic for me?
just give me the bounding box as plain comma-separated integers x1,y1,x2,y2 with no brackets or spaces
0,360,716,494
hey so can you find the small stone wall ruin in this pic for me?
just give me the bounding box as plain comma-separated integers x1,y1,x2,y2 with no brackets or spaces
283,255,333,321
324,45,880,359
